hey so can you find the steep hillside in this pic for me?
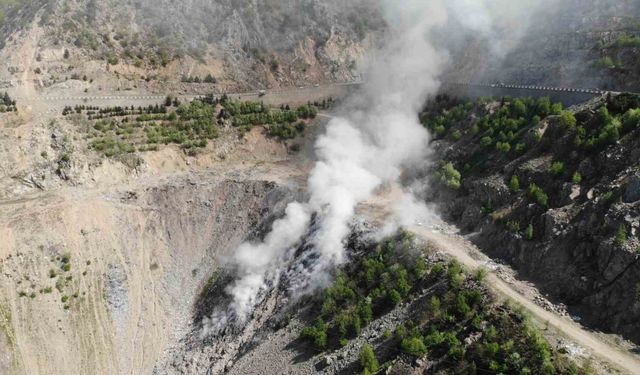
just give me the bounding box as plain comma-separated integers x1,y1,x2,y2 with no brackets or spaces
422,92,640,343
159,230,590,375
0,0,382,93
446,0,640,92
0,0,47,49
0,167,297,375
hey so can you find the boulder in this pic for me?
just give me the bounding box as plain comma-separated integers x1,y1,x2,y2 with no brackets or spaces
624,173,640,203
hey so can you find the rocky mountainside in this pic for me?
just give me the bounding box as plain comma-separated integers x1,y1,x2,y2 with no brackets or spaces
446,0,640,92
1,2,639,374
423,92,640,343
0,0,382,92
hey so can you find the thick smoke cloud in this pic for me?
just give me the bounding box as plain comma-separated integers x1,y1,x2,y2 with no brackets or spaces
203,0,556,332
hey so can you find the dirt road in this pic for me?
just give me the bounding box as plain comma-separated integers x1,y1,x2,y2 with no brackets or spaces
10,82,362,109
410,223,640,375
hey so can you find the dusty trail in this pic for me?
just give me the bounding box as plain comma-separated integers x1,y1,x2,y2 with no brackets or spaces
356,184,640,374
9,82,360,109
410,223,640,375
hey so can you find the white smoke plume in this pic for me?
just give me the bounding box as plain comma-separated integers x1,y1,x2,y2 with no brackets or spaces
203,0,556,333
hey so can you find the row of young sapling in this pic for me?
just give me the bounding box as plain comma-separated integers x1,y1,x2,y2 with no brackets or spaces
64,93,333,157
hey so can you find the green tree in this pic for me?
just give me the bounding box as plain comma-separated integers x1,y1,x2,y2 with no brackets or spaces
496,142,512,153
452,130,462,140
401,337,427,357
622,108,640,130
428,295,441,318
509,175,521,193
481,136,494,147
596,106,614,127
550,162,565,176
512,99,527,118
528,184,549,207
301,318,328,349
572,172,582,184
558,111,577,130
357,300,373,325
439,162,461,190
359,344,379,373
536,97,551,117
551,102,563,115
388,289,402,306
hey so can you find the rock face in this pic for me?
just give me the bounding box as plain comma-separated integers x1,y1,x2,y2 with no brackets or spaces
625,172,640,203
426,94,640,343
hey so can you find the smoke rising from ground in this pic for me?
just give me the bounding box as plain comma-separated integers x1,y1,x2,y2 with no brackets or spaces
202,0,557,333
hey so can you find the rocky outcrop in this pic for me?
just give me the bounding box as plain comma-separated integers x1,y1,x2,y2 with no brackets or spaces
427,94,640,343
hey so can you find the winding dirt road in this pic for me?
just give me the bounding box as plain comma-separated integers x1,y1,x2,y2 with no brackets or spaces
410,223,640,375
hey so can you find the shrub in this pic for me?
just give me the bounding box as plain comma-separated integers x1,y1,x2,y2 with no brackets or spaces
509,175,520,193
622,108,640,131
301,318,328,349
388,290,402,306
597,119,621,145
550,162,565,176
496,142,511,153
481,136,494,147
452,130,462,140
400,337,427,357
439,163,461,190
558,111,577,130
572,172,582,184
55,278,65,292
536,97,552,117
359,344,379,373
528,184,549,207
597,107,614,127
428,295,442,318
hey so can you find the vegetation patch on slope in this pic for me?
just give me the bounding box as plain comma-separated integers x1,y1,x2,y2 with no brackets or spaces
422,92,640,343
300,231,588,374
63,95,325,158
